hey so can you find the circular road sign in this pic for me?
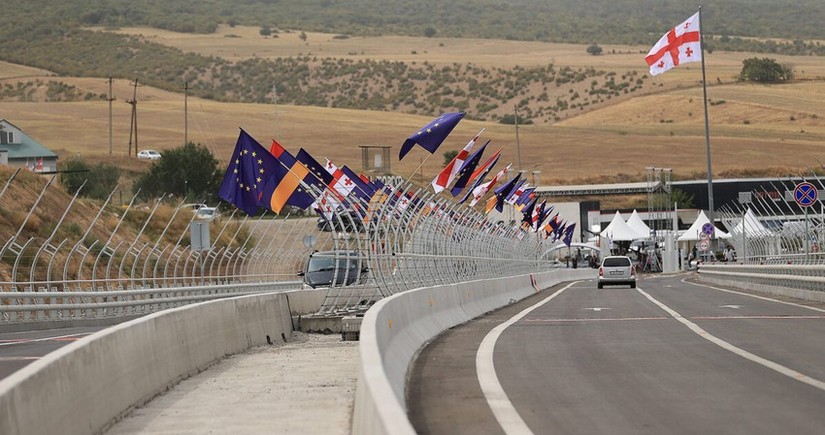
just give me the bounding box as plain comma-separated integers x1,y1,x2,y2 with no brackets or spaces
794,182,818,207
701,222,715,236
698,240,710,251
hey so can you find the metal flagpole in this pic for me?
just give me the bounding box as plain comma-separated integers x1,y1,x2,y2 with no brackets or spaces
699,6,716,247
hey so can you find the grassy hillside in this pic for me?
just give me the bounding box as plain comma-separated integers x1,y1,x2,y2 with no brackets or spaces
1,0,825,123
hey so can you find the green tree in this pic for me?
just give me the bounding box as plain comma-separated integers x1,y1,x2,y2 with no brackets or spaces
442,150,458,165
259,26,272,37
132,142,222,201
424,27,437,38
739,57,792,83
299,31,308,42
60,156,120,200
586,44,603,56
649,188,695,209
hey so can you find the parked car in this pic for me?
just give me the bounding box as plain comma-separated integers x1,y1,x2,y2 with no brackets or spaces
316,210,364,233
299,250,368,288
598,255,636,289
137,150,162,160
194,206,219,220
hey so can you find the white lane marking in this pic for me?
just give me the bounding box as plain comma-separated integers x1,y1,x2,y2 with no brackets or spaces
583,307,610,312
684,278,825,313
719,304,743,309
636,286,825,392
477,281,580,435
0,332,91,347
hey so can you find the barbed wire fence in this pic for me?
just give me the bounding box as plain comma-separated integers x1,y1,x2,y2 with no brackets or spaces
0,170,568,324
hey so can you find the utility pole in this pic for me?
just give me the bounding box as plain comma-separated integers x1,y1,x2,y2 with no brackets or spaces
183,81,190,146
126,79,140,156
108,77,114,156
514,106,522,172
272,84,279,140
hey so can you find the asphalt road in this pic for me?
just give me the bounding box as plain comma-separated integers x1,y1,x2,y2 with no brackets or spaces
0,326,102,379
408,273,825,434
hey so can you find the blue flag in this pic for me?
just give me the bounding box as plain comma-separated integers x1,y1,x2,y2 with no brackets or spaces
493,173,521,213
296,148,334,190
450,141,488,197
399,112,465,160
521,198,536,228
217,129,278,216
458,152,500,205
563,223,576,246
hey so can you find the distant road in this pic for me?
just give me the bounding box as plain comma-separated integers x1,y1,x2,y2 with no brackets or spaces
0,326,103,379
409,274,825,434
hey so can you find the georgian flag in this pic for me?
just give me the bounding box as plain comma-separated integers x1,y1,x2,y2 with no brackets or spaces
431,129,484,194
506,180,528,206
645,12,702,76
469,164,511,207
324,158,355,200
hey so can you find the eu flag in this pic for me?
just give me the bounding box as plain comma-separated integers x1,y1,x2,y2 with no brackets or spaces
217,129,278,216
450,141,489,197
493,173,521,213
563,223,576,246
458,152,500,205
399,112,465,160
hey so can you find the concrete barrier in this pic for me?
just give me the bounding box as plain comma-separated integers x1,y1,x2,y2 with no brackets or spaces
0,289,326,435
352,269,594,435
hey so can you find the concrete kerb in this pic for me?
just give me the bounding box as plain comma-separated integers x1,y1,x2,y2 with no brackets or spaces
0,288,326,435
352,269,594,435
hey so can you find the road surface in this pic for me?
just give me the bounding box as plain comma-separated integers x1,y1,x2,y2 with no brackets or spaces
409,273,825,434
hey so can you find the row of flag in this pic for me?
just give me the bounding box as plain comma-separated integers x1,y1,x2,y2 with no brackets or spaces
216,10,704,246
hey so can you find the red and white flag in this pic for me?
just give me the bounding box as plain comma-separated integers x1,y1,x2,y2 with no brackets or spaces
431,129,484,194
324,158,355,200
645,12,702,76
470,164,511,207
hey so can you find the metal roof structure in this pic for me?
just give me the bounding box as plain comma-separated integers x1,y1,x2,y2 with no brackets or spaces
534,181,655,197
0,119,58,160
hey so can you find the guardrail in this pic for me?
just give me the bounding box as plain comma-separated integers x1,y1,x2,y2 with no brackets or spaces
697,263,825,302
352,268,595,435
0,288,326,435
0,281,301,323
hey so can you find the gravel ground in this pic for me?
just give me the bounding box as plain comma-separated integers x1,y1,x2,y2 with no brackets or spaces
106,332,359,434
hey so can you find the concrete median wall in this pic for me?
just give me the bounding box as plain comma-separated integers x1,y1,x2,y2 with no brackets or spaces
353,269,595,435
0,289,326,435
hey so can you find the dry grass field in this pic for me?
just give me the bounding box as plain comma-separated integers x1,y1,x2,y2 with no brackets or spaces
3,29,825,187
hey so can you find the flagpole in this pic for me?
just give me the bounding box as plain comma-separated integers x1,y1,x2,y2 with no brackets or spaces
699,5,715,245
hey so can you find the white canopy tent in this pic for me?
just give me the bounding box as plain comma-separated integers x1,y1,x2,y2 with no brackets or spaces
600,211,647,241
677,210,731,241
729,208,772,238
626,209,652,238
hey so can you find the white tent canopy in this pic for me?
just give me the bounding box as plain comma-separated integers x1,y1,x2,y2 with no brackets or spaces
730,208,772,238
677,210,731,241
626,209,652,238
600,211,647,241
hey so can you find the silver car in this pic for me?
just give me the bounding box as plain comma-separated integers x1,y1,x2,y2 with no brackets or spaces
598,255,636,289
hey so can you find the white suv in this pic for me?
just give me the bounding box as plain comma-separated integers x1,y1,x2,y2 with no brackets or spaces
598,255,636,289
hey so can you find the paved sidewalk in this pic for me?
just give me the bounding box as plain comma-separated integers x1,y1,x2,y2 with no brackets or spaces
106,332,358,434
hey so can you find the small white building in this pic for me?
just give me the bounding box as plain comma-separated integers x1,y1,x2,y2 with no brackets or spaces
0,119,58,172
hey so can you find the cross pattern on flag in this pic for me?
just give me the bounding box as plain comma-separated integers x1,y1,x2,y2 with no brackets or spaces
645,12,702,76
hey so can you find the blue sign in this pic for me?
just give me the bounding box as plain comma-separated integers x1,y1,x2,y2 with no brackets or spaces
793,182,818,207
701,222,714,235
